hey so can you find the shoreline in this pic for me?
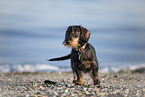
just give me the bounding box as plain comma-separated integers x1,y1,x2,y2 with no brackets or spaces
0,68,145,96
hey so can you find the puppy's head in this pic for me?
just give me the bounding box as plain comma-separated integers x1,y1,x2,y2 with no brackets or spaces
63,25,91,49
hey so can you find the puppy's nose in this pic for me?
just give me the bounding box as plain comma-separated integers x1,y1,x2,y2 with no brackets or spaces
66,40,70,44
63,40,70,45
63,41,66,45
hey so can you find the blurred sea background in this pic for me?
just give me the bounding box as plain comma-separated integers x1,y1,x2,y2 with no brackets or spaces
0,0,145,73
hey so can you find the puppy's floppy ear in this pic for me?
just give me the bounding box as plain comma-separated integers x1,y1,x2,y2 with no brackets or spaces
80,26,91,44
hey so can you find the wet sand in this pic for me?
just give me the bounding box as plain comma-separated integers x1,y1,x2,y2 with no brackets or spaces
0,68,145,97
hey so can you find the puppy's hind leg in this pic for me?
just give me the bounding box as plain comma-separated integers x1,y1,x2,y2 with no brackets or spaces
89,63,100,85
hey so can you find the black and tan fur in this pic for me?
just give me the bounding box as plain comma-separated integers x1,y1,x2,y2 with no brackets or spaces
49,25,100,85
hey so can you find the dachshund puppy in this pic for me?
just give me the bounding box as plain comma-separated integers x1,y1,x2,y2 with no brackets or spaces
49,25,100,85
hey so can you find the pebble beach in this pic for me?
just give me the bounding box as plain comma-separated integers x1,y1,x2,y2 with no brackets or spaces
0,68,145,97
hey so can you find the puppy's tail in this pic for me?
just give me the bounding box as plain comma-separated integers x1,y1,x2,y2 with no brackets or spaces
48,54,71,61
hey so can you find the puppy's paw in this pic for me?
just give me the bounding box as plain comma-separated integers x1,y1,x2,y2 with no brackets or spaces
94,79,101,85
74,81,83,85
73,80,77,83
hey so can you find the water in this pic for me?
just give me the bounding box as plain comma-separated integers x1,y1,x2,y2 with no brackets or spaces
0,0,145,73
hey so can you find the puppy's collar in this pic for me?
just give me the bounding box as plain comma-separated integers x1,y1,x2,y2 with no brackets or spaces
75,43,87,52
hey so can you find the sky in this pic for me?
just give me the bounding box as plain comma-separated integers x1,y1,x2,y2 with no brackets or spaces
0,0,145,67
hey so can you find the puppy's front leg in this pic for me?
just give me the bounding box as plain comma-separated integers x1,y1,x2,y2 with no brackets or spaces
72,69,77,83
74,68,83,85
71,62,77,83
